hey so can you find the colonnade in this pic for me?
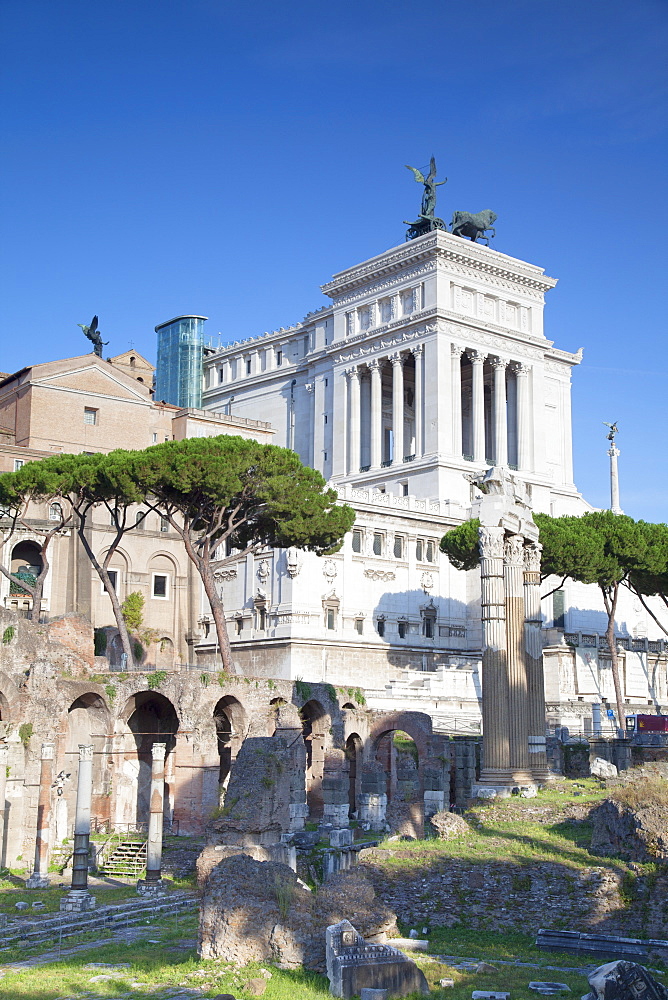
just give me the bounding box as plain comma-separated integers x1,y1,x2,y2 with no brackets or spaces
341,342,533,477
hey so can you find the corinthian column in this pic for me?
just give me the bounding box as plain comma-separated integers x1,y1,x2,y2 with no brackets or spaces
27,742,54,888
390,353,404,465
138,742,166,893
347,367,361,475
0,743,7,867
369,360,382,469
492,358,508,467
61,745,96,911
504,535,533,781
514,363,531,471
524,542,549,780
469,350,486,463
411,345,423,458
451,345,464,457
478,526,510,779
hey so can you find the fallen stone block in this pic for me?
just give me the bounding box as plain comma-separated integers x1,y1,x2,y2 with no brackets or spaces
590,757,618,779
471,992,510,1000
528,983,571,994
326,918,429,998
361,990,389,1000
583,961,668,1000
243,978,267,996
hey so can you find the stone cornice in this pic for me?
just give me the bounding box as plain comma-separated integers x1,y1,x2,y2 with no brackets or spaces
321,231,557,300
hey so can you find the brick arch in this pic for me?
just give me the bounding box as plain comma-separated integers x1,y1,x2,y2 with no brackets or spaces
366,710,433,762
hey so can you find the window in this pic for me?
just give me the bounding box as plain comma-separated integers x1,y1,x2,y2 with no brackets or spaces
84,408,97,425
326,607,336,630
13,459,24,471
129,356,136,367
276,350,282,366
152,573,168,599
373,532,383,556
424,616,435,639
160,517,169,533
303,335,309,355
393,535,404,559
416,539,423,561
402,482,409,497
325,378,328,387
135,511,145,529
152,433,158,444
553,589,566,629
49,502,62,521
104,570,118,594
355,618,364,635
426,540,435,563
235,617,243,635
258,607,267,631
398,620,407,639
246,358,252,375
219,368,225,383
376,618,385,637
352,529,362,553
324,414,328,424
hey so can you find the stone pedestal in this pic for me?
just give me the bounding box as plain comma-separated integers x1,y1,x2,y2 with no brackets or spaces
60,889,96,912
137,878,165,894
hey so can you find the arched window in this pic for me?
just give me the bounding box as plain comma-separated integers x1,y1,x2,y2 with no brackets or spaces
49,502,63,521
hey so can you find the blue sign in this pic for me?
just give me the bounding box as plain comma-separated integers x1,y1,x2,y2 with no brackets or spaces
607,709,615,719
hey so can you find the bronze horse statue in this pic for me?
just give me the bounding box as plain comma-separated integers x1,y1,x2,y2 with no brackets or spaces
450,210,497,245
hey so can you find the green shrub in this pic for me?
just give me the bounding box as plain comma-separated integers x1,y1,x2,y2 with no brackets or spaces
19,723,33,746
323,683,337,704
93,629,107,655
105,684,117,703
200,673,210,687
2,626,15,645
146,670,167,690
121,591,145,632
295,678,311,702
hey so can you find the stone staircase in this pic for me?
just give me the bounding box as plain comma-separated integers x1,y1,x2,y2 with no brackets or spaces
98,839,147,879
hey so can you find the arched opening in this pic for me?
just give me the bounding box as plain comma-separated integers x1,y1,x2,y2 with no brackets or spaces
300,699,329,818
374,729,422,837
64,693,111,839
345,733,362,818
125,692,179,830
212,696,245,796
154,637,174,669
10,541,42,599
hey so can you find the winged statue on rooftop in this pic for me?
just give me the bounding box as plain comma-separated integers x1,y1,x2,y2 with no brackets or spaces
78,315,108,357
603,421,619,443
404,157,448,240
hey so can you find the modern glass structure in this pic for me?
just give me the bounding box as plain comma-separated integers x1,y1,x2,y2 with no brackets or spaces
154,315,208,409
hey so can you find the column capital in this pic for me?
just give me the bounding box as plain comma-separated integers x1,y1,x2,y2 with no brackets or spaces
41,742,55,761
504,534,525,566
451,343,465,358
78,745,94,762
368,358,382,373
490,356,508,370
479,525,505,558
151,742,167,762
467,348,487,364
524,541,542,573
345,366,360,381
304,382,314,394
388,352,404,367
410,344,424,358
512,361,531,377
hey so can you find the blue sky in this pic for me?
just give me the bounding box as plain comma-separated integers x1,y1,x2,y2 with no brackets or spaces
2,0,666,519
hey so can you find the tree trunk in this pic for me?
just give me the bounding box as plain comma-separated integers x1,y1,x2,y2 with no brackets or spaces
179,525,235,673
602,583,626,737
76,517,134,668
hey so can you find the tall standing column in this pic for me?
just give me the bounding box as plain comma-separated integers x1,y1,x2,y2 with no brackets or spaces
390,353,404,466
0,743,7,868
514,363,531,471
609,442,623,514
411,345,423,458
492,358,508,467
477,527,511,780
347,368,361,475
27,742,54,888
369,360,382,469
469,350,486,463
504,536,533,782
61,745,95,911
451,345,463,457
524,541,549,780
138,742,166,893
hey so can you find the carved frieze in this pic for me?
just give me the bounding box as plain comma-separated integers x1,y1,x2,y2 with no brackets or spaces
214,566,238,581
363,568,396,582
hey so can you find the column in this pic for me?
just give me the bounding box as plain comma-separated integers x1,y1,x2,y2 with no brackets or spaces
469,350,486,463
390,353,404,465
138,742,166,892
347,367,361,475
305,382,315,468
492,358,508,467
477,527,510,780
514,363,531,471
609,444,623,514
0,743,6,868
27,742,54,888
412,345,423,458
451,345,463,458
524,542,549,780
504,536,533,782
61,745,95,911
331,369,347,478
369,360,382,470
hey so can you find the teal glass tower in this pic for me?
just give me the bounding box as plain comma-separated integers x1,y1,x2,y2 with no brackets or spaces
154,315,208,409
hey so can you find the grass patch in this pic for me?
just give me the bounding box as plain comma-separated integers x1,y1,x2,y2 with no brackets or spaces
609,776,668,810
